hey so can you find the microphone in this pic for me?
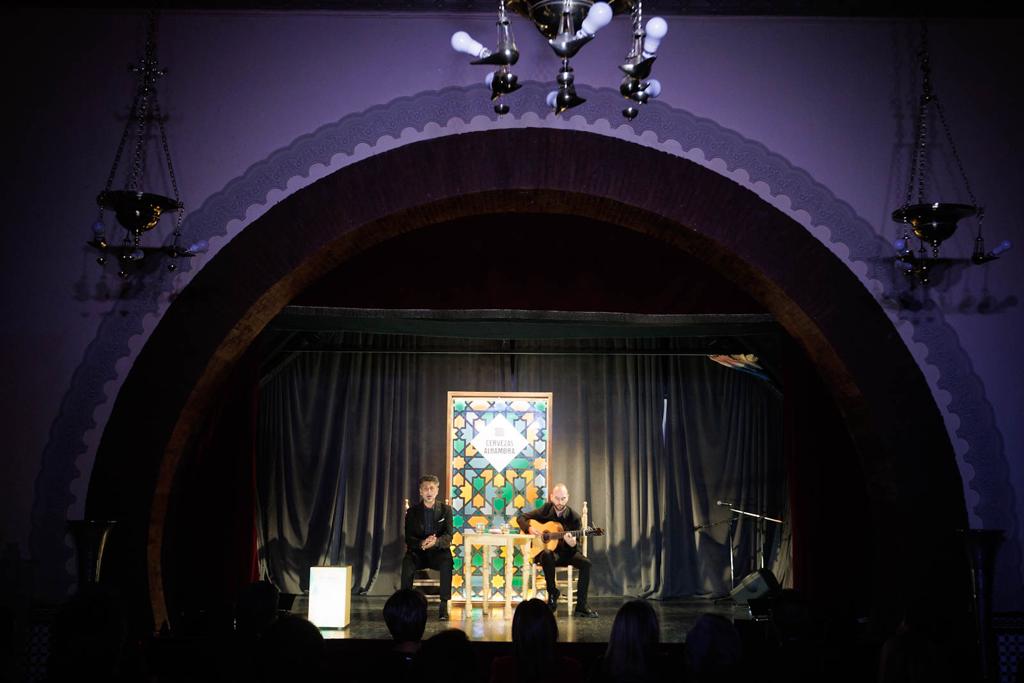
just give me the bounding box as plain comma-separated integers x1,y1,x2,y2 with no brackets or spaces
716,500,735,507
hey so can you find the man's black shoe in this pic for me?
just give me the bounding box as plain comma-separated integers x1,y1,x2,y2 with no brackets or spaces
573,606,599,618
439,603,449,621
547,589,560,612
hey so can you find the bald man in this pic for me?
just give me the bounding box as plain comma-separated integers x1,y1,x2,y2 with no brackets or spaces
516,483,598,618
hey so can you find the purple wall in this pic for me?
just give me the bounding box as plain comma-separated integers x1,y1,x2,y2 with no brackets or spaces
3,10,1022,608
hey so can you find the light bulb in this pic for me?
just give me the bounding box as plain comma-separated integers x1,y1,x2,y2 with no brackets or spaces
451,31,488,59
580,2,613,37
485,72,494,88
991,239,1012,256
645,79,662,98
188,239,209,254
894,238,907,252
546,90,558,108
643,17,668,57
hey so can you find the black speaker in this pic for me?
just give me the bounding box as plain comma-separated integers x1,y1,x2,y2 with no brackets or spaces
729,568,780,605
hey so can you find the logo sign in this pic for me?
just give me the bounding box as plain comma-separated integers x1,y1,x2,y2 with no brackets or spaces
470,414,528,471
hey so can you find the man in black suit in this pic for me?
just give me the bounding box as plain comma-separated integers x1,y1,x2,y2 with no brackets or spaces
516,482,598,618
401,474,453,620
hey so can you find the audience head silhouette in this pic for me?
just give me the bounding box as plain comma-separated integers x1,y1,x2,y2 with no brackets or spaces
384,588,428,643
603,598,661,681
413,628,478,682
258,613,324,682
512,598,559,679
685,613,742,683
879,595,950,683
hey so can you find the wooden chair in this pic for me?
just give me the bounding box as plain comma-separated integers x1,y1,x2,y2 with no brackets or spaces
529,501,588,614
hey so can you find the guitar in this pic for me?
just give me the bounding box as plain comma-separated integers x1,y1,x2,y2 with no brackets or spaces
527,520,605,561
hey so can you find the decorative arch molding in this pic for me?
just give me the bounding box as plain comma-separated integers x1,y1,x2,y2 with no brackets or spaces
30,83,1016,614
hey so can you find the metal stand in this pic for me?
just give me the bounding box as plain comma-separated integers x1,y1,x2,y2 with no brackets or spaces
720,503,783,575
694,516,737,590
696,501,783,595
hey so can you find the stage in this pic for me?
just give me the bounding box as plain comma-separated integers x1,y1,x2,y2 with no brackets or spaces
303,595,747,643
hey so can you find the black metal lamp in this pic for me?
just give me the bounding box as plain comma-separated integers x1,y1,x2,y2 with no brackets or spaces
892,21,1010,286
90,11,206,280
451,0,667,119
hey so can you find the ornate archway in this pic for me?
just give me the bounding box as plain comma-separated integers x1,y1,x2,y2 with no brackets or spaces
83,127,967,629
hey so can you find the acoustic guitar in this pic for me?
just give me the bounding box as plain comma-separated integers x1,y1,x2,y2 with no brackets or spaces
527,520,605,562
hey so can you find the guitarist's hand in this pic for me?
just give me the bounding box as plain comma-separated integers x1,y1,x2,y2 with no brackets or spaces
529,526,543,537
564,533,577,547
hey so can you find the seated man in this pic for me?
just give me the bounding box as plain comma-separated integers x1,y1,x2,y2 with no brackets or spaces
517,483,598,618
401,474,454,620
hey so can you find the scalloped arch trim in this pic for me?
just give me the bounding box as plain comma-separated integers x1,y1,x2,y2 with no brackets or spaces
30,82,1011,604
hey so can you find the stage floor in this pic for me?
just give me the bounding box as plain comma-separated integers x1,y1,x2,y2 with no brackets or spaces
303,596,747,643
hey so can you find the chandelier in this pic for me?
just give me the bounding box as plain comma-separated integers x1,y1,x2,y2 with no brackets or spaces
451,0,667,119
891,21,1010,286
90,11,206,280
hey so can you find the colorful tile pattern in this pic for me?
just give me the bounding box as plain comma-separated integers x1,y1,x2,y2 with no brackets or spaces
448,394,550,601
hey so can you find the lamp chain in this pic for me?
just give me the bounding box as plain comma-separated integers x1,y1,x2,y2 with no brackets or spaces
153,97,184,239
628,0,644,60
933,96,982,233
906,21,981,223
128,11,161,192
905,21,932,210
128,91,149,192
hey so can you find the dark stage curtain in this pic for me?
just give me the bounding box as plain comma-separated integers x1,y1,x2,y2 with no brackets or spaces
163,345,261,626
256,333,784,598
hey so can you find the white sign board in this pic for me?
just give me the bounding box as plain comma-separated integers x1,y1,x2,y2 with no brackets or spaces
308,565,351,629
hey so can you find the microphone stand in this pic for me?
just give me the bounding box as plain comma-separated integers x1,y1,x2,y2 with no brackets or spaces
696,501,783,594
719,504,782,572
693,517,736,590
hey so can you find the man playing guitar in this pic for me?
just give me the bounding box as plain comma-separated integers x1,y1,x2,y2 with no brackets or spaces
516,483,599,618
